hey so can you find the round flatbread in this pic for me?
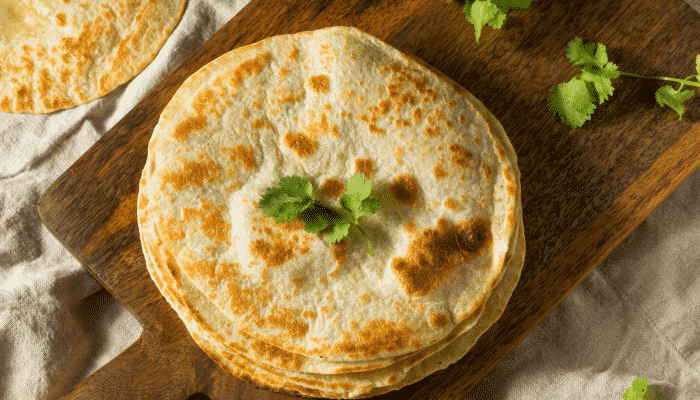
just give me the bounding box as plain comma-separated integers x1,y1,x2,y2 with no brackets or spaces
140,195,523,398
139,26,520,366
0,0,187,114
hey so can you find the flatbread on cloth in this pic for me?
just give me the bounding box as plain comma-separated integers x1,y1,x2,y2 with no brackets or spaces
0,0,187,114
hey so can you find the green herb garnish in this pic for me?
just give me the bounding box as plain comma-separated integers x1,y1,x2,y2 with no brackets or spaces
258,173,379,256
447,0,536,43
623,377,663,400
548,37,700,128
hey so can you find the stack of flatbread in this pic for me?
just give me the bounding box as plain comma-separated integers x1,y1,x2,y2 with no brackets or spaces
137,26,525,398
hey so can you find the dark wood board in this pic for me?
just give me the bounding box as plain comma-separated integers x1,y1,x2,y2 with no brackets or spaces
37,0,700,399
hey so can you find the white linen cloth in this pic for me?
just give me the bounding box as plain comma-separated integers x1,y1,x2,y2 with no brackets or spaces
1,1,699,399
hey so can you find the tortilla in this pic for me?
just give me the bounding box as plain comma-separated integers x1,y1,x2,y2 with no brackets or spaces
0,0,187,114
141,211,523,398
139,25,519,363
137,26,525,397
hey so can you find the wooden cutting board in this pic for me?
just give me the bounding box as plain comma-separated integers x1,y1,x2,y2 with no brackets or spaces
37,0,700,399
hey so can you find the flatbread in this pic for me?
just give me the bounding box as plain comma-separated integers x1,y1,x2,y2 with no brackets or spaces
139,26,520,366
137,26,525,397
0,0,187,114
140,197,523,398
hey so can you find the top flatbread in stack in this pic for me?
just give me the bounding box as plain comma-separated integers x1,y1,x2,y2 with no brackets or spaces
0,0,187,114
138,26,524,398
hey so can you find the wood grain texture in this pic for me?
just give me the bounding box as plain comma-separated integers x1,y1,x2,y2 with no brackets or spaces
36,0,700,399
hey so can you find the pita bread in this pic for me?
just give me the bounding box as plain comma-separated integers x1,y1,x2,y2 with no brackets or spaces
0,0,187,114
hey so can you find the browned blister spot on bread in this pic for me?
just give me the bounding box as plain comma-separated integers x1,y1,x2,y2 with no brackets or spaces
256,305,309,339
321,178,344,198
222,145,257,170
390,175,419,206
229,52,271,88
423,126,440,137
330,319,414,358
433,164,447,179
198,199,231,246
481,162,492,180
354,158,374,178
55,13,67,26
449,143,473,168
192,89,217,116
391,218,492,296
428,312,448,328
394,146,404,165
172,114,207,143
284,132,317,157
249,237,297,268
378,99,391,114
368,123,385,135
308,74,330,93
444,198,458,210
288,46,298,60
159,156,222,191
329,240,348,278
304,110,340,138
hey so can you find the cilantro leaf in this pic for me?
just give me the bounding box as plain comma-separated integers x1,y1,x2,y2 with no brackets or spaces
327,220,352,243
346,172,372,201
453,0,534,43
580,65,618,105
567,37,605,69
655,85,695,119
258,177,313,223
340,172,378,221
547,77,597,129
566,38,620,106
299,203,334,233
468,1,503,42
258,174,379,256
357,198,380,219
278,175,312,199
623,378,649,400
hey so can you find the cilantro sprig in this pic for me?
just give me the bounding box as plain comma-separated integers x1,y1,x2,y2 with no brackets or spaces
447,0,536,43
548,37,700,128
258,173,379,256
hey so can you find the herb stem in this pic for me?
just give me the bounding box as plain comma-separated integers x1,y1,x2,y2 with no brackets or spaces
336,210,374,256
354,224,375,257
617,71,700,88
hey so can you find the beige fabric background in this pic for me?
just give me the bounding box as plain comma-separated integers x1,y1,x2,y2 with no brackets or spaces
1,1,699,399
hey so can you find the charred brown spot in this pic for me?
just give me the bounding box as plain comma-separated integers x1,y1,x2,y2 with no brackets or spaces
284,132,317,157
455,222,489,255
321,178,344,198
449,143,473,168
391,218,492,296
390,175,419,206
428,312,448,328
329,239,348,277
355,158,374,178
308,74,330,94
